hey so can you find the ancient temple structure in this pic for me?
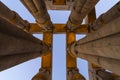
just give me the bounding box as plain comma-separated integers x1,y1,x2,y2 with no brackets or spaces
0,0,120,80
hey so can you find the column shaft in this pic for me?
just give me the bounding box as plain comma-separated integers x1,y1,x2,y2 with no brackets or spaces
20,0,52,30
0,17,49,71
0,53,43,71
0,2,30,31
67,0,99,30
90,1,120,31
69,17,120,75
72,17,120,59
75,53,120,75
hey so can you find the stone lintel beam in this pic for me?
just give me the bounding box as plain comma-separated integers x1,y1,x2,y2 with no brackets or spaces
20,0,53,31
42,32,53,69
67,0,99,30
66,32,77,68
0,1,30,31
90,1,120,31
32,32,53,80
66,32,86,80
53,0,66,5
29,23,88,34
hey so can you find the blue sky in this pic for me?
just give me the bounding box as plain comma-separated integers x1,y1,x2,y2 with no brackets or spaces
0,0,119,80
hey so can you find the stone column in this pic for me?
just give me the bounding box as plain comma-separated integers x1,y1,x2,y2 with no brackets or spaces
67,0,99,30
0,17,49,71
20,0,53,31
68,17,120,75
69,16,120,59
32,32,53,80
0,1,30,31
88,64,120,80
90,1,120,31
